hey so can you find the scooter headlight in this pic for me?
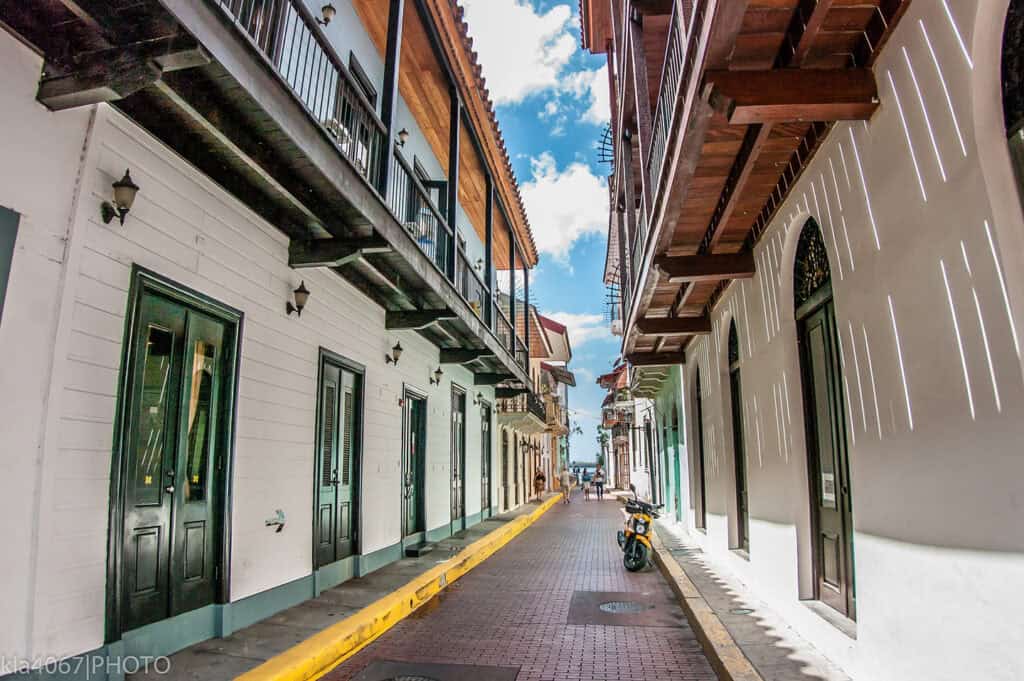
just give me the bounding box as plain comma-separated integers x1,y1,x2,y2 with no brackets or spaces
634,521,647,534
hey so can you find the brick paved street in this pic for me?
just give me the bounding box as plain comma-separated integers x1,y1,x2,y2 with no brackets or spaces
324,492,718,681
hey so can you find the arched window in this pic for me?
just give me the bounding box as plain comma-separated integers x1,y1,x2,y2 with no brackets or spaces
793,217,856,619
1003,0,1024,193
728,321,749,552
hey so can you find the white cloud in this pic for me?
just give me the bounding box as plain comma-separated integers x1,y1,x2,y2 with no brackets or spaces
560,64,610,125
521,152,608,261
543,311,609,347
574,367,596,383
460,0,578,106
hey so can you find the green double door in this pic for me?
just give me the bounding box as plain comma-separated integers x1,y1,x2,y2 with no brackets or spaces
480,403,492,516
402,392,426,538
315,358,361,568
119,291,232,633
450,388,466,533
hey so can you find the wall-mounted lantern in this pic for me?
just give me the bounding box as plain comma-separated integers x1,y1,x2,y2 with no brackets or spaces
397,128,410,147
385,341,403,365
317,3,336,25
429,366,444,386
101,169,140,226
473,391,483,406
286,281,310,317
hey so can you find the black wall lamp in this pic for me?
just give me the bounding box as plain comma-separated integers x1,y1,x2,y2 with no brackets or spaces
473,391,483,406
385,341,403,365
316,3,336,25
101,169,140,226
397,128,410,147
429,366,444,386
286,281,310,316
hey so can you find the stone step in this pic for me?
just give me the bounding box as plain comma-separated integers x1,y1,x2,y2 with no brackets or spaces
404,542,435,557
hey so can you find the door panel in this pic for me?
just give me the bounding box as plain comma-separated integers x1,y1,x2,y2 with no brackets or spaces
172,312,225,615
730,370,749,552
450,389,466,531
480,405,491,514
315,359,361,566
695,373,707,529
501,431,509,510
800,301,855,618
402,394,426,536
120,291,232,633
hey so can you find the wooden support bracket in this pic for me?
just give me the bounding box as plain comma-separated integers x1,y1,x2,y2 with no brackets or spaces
706,69,878,124
440,349,496,364
626,352,686,367
636,316,712,336
654,252,756,283
474,373,514,386
289,237,392,268
385,309,458,330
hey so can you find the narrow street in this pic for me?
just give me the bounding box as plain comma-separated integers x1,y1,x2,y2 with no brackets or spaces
324,494,717,681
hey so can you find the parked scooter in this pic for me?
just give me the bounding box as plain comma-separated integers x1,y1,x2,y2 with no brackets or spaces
617,484,662,571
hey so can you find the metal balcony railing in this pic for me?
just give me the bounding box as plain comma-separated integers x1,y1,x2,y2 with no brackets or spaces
455,248,488,320
649,0,708,195
514,337,528,370
495,307,514,353
498,392,546,423
216,0,386,186
388,150,453,275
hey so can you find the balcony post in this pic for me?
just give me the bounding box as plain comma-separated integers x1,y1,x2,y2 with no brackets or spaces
628,4,654,210
378,0,405,195
447,86,461,281
485,173,494,329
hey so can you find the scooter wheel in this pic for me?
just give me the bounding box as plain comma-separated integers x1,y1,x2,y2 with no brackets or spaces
623,540,648,572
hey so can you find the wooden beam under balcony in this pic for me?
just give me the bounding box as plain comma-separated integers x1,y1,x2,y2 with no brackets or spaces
37,36,210,111
636,316,712,336
626,352,686,367
475,373,515,386
654,253,756,283
705,69,878,125
289,237,392,268
440,349,496,364
495,387,530,398
385,310,458,330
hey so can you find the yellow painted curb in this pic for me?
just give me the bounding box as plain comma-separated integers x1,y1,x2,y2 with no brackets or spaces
650,531,764,681
236,495,562,681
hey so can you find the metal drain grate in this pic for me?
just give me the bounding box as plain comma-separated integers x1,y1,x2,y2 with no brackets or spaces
599,600,648,614
729,608,754,615
384,677,441,681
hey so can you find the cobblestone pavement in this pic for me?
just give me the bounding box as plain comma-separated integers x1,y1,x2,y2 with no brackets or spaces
324,491,718,681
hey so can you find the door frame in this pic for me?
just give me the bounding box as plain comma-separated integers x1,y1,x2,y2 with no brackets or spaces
796,283,856,619
449,383,467,531
479,399,492,516
312,347,366,569
105,266,242,644
400,384,428,543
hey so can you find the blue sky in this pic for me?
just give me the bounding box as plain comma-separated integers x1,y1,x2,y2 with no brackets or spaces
461,0,619,462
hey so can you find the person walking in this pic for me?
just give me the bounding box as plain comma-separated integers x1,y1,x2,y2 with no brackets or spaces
559,467,572,504
533,467,546,502
594,466,605,501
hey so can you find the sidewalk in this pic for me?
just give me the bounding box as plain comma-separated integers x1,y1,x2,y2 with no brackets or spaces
129,499,554,681
654,522,850,681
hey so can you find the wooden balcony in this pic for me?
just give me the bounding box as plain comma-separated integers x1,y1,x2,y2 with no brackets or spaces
496,392,547,434
3,0,534,386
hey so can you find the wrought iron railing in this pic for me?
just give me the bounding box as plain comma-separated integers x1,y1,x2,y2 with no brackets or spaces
216,0,386,186
495,307,514,353
497,392,546,423
455,248,488,320
387,150,453,275
646,0,708,201
514,337,529,369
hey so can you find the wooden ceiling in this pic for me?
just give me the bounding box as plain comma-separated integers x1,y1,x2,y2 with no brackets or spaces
621,0,910,358
352,0,537,268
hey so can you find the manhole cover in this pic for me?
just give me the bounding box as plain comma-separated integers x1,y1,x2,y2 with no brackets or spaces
384,677,441,681
599,600,648,614
729,608,754,615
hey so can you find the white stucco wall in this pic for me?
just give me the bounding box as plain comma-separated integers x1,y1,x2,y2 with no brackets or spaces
678,2,1024,680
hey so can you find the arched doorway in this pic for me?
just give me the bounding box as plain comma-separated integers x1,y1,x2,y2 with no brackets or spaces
795,217,855,620
1003,0,1024,194
728,322,749,552
693,369,708,530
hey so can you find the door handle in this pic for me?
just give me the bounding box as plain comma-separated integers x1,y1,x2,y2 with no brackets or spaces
165,485,175,494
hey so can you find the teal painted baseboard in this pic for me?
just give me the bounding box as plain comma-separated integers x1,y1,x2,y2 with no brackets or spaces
426,523,452,543
465,510,482,528
314,557,355,595
356,541,402,576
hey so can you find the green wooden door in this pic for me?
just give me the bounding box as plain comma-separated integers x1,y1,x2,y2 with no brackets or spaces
120,293,229,632
800,300,855,619
316,359,360,567
480,403,492,515
450,388,466,532
671,412,683,522
501,430,509,510
729,368,749,552
694,371,707,530
402,392,426,537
